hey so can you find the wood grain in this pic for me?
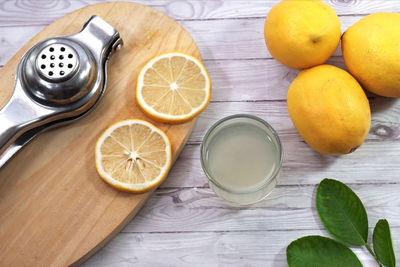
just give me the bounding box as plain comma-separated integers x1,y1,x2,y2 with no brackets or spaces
151,98,400,188
203,56,378,101
1,0,399,266
84,228,400,267
121,184,400,232
189,99,400,143
0,2,200,266
164,141,400,188
0,0,398,25
0,15,392,65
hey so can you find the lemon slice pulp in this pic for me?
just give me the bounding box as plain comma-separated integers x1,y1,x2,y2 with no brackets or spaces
136,52,211,123
95,120,172,193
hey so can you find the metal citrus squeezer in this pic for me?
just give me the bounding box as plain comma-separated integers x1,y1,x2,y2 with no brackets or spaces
0,16,123,168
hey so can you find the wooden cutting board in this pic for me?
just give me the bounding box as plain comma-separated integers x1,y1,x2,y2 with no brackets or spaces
0,2,200,266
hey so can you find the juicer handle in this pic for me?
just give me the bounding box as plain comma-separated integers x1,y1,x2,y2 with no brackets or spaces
0,98,36,156
72,15,123,62
0,84,52,166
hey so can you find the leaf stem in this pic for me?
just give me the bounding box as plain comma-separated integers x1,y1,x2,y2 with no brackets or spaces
365,243,382,267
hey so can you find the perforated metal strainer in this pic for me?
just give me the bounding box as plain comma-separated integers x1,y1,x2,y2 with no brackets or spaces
0,16,123,168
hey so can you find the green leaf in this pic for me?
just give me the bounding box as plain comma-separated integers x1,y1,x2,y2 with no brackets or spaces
286,235,363,267
316,178,368,246
373,219,396,267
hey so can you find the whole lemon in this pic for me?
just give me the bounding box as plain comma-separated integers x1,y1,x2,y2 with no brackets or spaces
264,0,341,69
287,65,371,155
342,12,400,97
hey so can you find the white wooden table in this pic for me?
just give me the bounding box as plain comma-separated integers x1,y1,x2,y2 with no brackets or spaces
1,0,399,266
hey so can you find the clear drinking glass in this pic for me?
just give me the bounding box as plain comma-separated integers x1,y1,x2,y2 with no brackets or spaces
200,114,283,204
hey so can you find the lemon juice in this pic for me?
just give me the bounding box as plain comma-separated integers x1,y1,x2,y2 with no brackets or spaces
201,114,283,204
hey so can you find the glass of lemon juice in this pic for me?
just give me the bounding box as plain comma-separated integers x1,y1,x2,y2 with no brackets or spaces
201,114,283,204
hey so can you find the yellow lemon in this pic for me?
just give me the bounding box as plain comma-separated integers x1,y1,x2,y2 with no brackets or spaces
287,65,371,156
342,12,400,97
264,0,341,69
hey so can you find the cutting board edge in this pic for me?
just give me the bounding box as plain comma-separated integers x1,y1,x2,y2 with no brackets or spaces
70,118,197,266
0,2,201,266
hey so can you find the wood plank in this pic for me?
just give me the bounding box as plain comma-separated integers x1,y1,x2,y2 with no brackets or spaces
182,16,357,60
0,56,371,102
165,140,400,188
0,15,391,65
0,2,200,266
157,99,400,187
120,184,400,233
0,25,44,66
204,59,302,102
2,2,400,266
0,55,376,102
190,100,400,144
0,0,399,26
164,140,400,188
203,56,377,101
0,56,344,102
83,228,400,266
